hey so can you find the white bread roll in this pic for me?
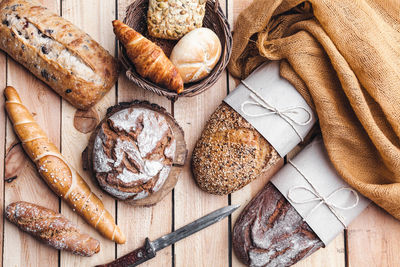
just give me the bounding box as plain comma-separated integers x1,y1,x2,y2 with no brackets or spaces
170,28,222,83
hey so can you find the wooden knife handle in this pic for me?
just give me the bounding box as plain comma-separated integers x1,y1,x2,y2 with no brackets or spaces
96,238,156,267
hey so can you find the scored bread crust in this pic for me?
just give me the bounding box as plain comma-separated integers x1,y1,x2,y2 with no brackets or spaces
6,201,100,257
4,86,125,244
0,0,118,110
233,183,323,266
89,102,175,202
84,100,186,207
192,102,281,195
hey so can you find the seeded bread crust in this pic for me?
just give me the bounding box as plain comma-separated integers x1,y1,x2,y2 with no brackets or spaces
6,201,100,257
191,102,281,195
147,0,206,40
0,0,118,110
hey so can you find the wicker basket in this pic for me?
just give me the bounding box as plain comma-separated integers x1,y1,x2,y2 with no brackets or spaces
120,0,232,101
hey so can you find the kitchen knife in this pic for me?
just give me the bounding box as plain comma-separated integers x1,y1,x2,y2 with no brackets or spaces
96,204,240,267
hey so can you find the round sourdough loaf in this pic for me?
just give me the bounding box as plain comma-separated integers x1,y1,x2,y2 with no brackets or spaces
170,27,222,83
84,101,187,206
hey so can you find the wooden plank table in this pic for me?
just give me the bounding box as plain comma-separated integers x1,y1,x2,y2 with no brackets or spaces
1,0,399,266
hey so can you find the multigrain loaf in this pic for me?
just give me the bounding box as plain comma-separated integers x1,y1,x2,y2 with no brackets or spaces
191,103,281,195
233,183,323,266
147,0,206,40
0,0,118,110
6,201,100,257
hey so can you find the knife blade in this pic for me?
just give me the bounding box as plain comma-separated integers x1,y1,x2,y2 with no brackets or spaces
96,204,240,267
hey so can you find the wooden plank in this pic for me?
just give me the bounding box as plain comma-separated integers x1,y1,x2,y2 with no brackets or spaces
228,1,284,265
173,75,229,266
116,77,173,267
173,74,229,266
293,236,345,267
60,0,117,266
116,1,173,266
3,1,61,266
173,1,230,266
347,204,400,266
0,51,6,267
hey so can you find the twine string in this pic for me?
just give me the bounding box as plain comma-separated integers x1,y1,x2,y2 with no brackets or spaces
240,80,312,142
287,160,359,227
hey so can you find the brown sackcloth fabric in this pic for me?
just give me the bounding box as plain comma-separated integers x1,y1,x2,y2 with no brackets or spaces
228,0,400,220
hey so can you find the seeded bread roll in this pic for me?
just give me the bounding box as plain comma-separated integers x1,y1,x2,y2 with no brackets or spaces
192,103,281,195
147,0,206,40
233,183,324,266
0,0,118,110
6,201,100,256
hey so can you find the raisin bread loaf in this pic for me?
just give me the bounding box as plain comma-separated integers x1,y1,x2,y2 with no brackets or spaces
0,0,118,110
192,103,281,195
233,183,324,266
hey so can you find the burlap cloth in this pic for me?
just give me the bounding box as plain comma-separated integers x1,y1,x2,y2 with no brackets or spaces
228,0,400,220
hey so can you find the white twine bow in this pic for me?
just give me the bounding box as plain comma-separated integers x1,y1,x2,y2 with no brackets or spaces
240,80,312,142
287,160,359,228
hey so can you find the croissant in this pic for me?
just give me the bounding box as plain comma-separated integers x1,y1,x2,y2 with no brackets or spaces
6,201,100,256
4,86,126,244
113,20,184,94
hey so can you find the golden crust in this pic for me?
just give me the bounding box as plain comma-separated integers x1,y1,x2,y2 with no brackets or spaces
192,102,281,195
6,201,101,256
4,86,125,244
0,0,118,110
113,20,184,93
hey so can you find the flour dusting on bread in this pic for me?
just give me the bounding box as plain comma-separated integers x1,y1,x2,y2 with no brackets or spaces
92,107,176,201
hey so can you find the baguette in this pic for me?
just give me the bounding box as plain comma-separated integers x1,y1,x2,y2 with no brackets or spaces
113,20,184,94
6,201,100,256
0,0,118,110
4,86,126,244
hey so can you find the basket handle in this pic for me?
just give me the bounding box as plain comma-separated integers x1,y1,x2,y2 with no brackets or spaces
213,0,219,13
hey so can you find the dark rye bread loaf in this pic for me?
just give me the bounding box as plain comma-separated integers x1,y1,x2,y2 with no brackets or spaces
6,201,100,256
233,183,323,267
192,102,281,195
